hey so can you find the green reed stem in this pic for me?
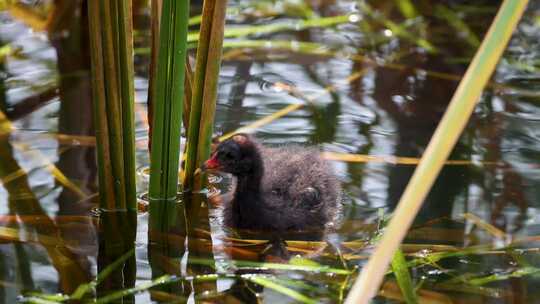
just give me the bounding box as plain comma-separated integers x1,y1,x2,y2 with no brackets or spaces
88,0,136,210
146,0,161,151
183,0,228,191
148,0,190,200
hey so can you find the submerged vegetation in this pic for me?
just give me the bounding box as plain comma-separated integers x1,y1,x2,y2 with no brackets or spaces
0,0,539,303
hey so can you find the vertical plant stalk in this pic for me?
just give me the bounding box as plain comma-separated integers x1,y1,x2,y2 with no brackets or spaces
345,1,529,303
148,0,193,151
146,0,162,151
88,0,137,210
183,57,193,131
147,5,191,300
183,0,228,191
148,0,190,200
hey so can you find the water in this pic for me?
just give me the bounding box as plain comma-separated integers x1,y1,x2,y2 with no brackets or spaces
0,0,539,303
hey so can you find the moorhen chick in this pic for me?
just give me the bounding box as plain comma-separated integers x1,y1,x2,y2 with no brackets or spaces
202,134,341,234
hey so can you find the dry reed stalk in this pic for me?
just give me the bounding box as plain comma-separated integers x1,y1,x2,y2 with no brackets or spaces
345,1,529,302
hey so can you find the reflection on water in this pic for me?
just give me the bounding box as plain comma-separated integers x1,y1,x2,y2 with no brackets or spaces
0,0,539,303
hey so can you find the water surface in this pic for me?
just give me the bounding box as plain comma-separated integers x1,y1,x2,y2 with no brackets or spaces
0,0,539,303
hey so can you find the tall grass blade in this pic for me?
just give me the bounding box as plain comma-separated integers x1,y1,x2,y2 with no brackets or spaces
345,1,529,303
88,0,136,210
246,276,317,304
183,0,228,191
148,0,190,200
146,0,161,150
390,250,417,304
71,249,135,300
189,257,351,274
94,275,172,304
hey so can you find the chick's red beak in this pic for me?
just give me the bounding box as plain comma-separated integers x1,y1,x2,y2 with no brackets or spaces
202,154,221,171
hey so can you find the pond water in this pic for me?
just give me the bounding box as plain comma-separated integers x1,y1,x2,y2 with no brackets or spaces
0,0,539,303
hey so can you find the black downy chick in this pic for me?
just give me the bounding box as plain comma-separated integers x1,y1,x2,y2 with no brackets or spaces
202,134,341,235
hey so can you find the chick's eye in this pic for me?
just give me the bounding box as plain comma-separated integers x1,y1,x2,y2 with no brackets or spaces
219,151,234,160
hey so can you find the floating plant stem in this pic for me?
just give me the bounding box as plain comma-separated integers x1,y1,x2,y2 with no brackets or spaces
246,275,317,304
469,266,540,286
148,0,190,200
187,14,350,43
321,151,498,166
345,1,529,303
71,249,135,300
94,275,172,304
222,40,328,54
189,257,351,275
87,0,136,210
183,0,228,191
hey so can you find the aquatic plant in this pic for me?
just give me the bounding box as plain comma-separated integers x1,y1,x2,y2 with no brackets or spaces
183,0,228,191
1,0,539,303
147,0,190,200
345,0,530,302
88,0,136,210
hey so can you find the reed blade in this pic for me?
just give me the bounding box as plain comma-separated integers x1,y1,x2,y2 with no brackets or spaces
88,0,136,210
391,250,417,304
345,1,530,302
183,0,228,191
148,0,190,200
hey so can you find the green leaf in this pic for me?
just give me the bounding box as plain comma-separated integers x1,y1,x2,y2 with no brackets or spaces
246,275,317,304
391,249,417,304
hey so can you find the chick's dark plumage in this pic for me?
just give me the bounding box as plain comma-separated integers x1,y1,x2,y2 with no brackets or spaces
204,134,341,233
